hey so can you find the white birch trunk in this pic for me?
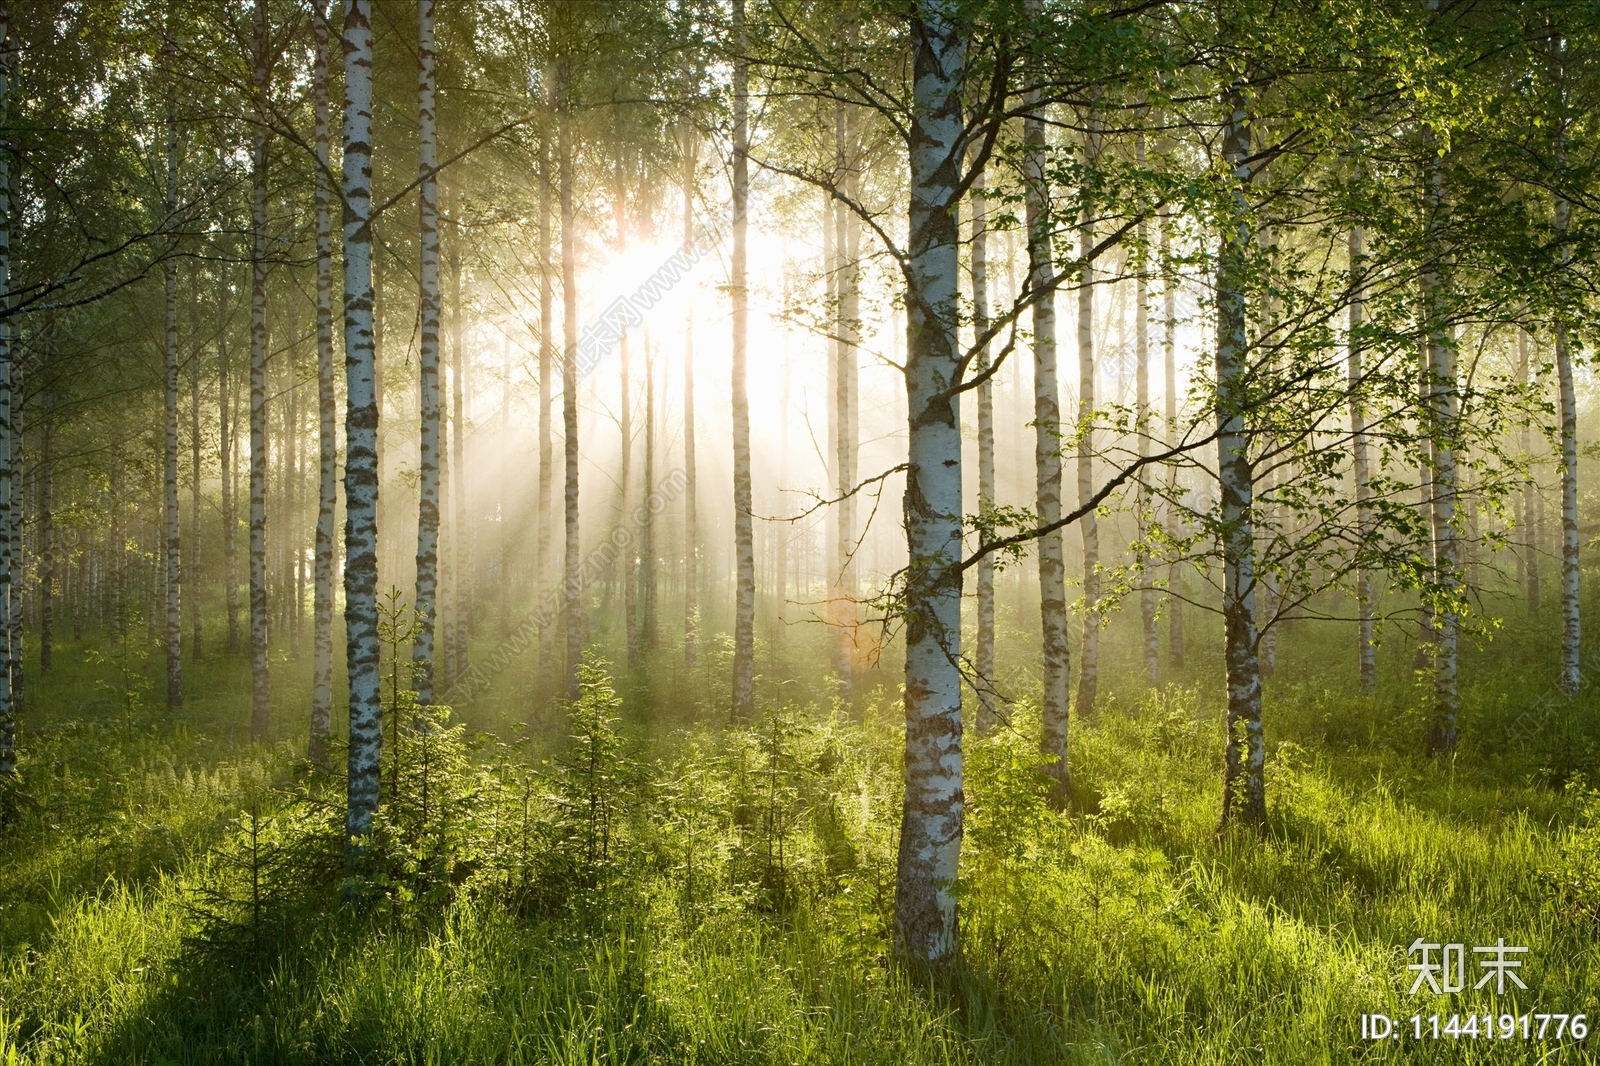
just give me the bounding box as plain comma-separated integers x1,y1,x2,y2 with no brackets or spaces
970,163,995,726
1421,128,1458,756
341,0,382,846
163,38,183,710
643,328,658,651
449,238,471,672
1135,132,1157,687
1349,224,1375,693
1075,110,1101,719
621,320,638,669
411,0,442,707
730,0,755,720
310,0,335,765
560,103,584,699
1552,40,1580,692
220,274,238,654
895,0,965,965
248,0,271,737
1161,210,1184,670
1217,83,1265,826
682,123,699,674
0,0,11,777
1024,66,1069,788
537,138,553,677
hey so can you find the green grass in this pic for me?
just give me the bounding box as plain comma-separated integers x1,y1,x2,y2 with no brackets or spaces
1,608,1599,1064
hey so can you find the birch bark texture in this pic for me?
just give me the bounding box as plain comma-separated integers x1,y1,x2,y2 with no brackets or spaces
1135,132,1157,687
1217,82,1265,827
560,98,584,700
730,0,755,721
248,0,272,737
341,0,382,849
0,0,13,778
163,30,182,710
1161,210,1184,670
1023,53,1069,791
1348,223,1375,693
412,0,442,708
310,0,335,766
894,0,965,966
681,122,699,674
1075,108,1101,720
970,162,995,726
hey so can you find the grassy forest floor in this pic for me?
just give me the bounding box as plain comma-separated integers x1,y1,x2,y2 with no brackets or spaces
2,605,1600,1064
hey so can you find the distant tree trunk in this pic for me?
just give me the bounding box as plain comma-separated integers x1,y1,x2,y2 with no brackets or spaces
190,303,202,661
248,0,271,737
1552,56,1579,692
537,138,554,677
0,0,12,778
1349,224,1375,693
895,0,965,967
412,0,441,707
971,162,995,727
642,327,658,652
681,121,699,674
498,333,511,635
621,322,638,669
220,275,238,653
449,229,471,671
38,385,51,675
1024,63,1069,789
1217,81,1265,828
310,0,335,766
341,0,382,850
1524,330,1541,615
730,0,755,720
1421,128,1459,757
1161,209,1184,671
560,100,584,700
831,101,859,699
1075,108,1101,720
163,37,183,710
1136,132,1157,687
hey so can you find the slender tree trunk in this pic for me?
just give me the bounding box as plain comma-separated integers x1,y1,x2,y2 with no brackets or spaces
1421,125,1459,757
1136,132,1157,687
1162,210,1184,670
499,333,510,634
1526,331,1542,615
190,302,202,660
221,276,238,653
831,102,859,699
412,0,442,707
560,100,584,699
163,40,183,710
1349,224,1375,693
1024,67,1069,786
622,320,638,669
310,0,335,766
895,0,965,967
1217,82,1265,827
682,122,699,674
730,0,754,720
1075,108,1101,720
643,326,658,652
449,229,471,667
537,138,553,678
971,163,995,727
1552,78,1580,691
38,386,51,675
248,0,272,737
341,0,382,850
0,0,12,778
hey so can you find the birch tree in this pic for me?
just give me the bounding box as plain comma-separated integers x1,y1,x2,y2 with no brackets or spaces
310,0,335,766
247,0,271,738
730,0,755,721
162,27,182,710
342,0,382,851
413,0,443,709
